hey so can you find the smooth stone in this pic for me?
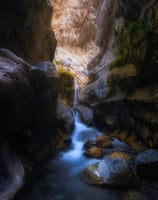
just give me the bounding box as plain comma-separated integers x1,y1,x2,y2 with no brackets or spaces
95,135,112,148
136,149,158,165
83,138,96,150
80,163,103,185
81,154,140,188
76,105,94,126
123,191,148,200
136,149,158,178
84,147,104,158
110,151,134,161
56,100,74,130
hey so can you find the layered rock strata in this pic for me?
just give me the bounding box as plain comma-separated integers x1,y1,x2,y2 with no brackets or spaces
79,0,158,150
0,0,56,64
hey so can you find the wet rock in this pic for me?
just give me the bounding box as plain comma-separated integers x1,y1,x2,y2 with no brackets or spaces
110,130,146,152
136,149,158,178
56,100,74,131
110,152,134,161
76,105,94,126
80,163,103,185
123,191,148,200
84,147,104,158
81,154,140,188
84,135,112,150
79,0,158,150
83,138,96,150
95,135,112,148
111,137,134,151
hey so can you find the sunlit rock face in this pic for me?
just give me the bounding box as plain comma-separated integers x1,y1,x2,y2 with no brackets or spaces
0,0,56,65
51,0,100,86
88,0,145,73
79,0,158,150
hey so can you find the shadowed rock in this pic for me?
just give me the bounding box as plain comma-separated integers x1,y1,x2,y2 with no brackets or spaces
81,153,140,188
136,149,158,179
0,0,57,64
0,49,59,165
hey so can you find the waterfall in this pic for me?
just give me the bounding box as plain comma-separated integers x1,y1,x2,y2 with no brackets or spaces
73,78,79,108
61,111,100,174
62,77,100,164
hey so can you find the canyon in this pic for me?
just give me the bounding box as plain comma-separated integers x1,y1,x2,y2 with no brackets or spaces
0,0,157,199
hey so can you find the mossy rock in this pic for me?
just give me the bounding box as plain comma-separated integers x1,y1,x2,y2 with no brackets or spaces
58,68,74,106
110,21,150,69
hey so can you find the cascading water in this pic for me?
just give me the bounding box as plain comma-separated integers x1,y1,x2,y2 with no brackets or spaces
61,111,100,173
61,77,100,171
73,78,79,109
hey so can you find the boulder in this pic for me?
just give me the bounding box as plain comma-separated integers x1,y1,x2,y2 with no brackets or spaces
136,149,158,178
83,135,112,150
56,100,74,132
81,154,140,188
76,105,94,126
0,49,59,164
95,135,112,148
110,151,134,161
111,137,135,152
80,163,103,185
84,138,96,150
84,147,104,158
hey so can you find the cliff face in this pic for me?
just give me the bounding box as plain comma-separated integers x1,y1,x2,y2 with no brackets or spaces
50,0,100,86
0,0,57,65
0,49,59,166
51,0,98,48
0,0,75,172
80,0,158,150
88,0,145,73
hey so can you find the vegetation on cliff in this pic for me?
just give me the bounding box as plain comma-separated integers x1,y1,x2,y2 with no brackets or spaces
58,68,74,106
110,21,151,69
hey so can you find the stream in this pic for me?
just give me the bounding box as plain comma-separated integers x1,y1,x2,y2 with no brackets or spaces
13,112,158,200
14,111,124,200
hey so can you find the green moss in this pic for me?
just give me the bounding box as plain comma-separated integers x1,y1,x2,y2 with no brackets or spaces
58,68,74,106
55,60,63,65
127,21,150,40
110,21,150,69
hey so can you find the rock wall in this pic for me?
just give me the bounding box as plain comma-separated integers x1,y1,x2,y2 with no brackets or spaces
51,0,98,48
0,0,57,65
79,0,158,150
0,49,59,166
50,0,100,85
88,0,145,73
0,49,74,199
0,1,75,198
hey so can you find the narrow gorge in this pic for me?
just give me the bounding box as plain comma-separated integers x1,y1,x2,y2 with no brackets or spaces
0,0,158,200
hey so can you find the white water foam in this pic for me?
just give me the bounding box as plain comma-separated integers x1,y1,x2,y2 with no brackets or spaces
60,111,100,175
